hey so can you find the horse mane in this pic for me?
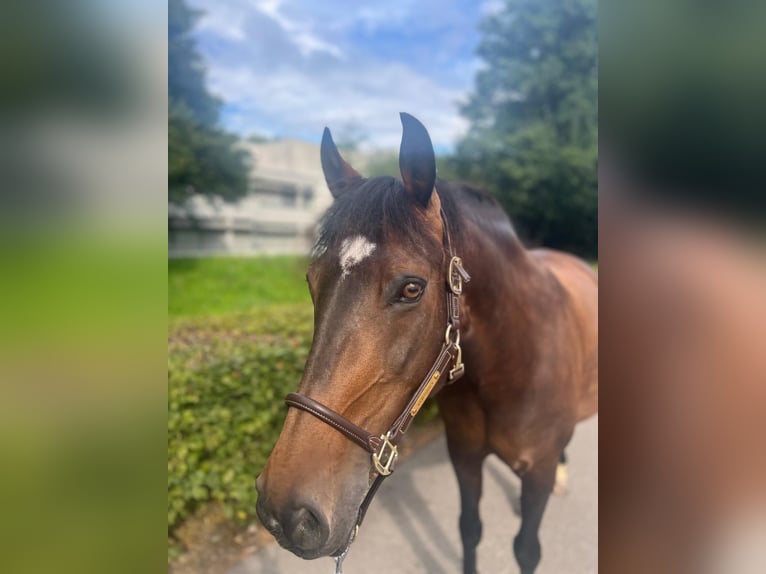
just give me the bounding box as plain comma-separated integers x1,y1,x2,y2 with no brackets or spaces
313,176,509,258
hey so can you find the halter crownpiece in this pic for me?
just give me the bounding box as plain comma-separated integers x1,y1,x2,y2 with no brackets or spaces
284,203,470,556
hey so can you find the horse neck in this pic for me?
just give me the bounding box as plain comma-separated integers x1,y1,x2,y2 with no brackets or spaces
456,214,552,355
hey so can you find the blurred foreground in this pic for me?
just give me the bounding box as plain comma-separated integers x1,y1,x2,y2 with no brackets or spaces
0,1,166,573
599,173,766,573
600,1,766,571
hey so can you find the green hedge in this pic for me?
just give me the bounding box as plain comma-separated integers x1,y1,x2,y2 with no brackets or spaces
168,304,314,533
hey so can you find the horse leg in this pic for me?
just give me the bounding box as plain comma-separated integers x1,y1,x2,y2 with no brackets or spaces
553,449,568,495
446,438,486,574
513,459,557,574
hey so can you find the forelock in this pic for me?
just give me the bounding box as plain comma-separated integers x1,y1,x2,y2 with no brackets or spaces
313,176,441,259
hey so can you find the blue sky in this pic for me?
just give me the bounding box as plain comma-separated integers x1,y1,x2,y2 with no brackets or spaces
187,0,502,151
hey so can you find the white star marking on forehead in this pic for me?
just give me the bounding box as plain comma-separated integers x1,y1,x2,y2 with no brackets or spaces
339,235,376,278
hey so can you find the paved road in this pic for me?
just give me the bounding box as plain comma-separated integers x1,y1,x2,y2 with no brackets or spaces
231,417,597,574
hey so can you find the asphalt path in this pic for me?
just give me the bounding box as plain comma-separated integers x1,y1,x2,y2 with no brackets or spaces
231,416,597,574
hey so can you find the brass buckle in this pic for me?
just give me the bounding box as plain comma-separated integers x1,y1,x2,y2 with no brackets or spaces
372,431,398,476
448,256,463,294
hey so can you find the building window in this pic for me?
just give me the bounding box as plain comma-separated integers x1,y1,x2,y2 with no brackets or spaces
251,180,299,208
302,186,314,207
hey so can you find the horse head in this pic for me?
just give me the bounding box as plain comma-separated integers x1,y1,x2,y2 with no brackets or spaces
255,114,453,558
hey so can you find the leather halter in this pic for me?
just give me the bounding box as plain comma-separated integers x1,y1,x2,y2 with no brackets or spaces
284,206,470,536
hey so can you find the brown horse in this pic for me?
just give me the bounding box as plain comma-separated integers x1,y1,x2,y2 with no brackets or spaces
256,113,598,574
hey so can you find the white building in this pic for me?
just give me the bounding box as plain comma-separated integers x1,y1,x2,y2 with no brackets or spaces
169,140,338,257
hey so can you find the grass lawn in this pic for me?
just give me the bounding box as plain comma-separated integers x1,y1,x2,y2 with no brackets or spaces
168,256,311,318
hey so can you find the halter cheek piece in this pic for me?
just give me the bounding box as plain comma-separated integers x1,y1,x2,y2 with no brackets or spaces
284,206,471,541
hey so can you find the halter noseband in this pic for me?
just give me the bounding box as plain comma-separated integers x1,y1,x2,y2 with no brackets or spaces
284,205,470,543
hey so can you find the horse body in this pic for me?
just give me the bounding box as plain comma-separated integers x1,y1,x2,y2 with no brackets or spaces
256,114,597,574
433,182,597,572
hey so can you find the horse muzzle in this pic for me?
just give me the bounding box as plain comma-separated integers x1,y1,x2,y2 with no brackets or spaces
255,484,332,559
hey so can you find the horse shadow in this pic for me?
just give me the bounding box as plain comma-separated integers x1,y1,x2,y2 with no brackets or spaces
373,437,522,573
375,438,459,574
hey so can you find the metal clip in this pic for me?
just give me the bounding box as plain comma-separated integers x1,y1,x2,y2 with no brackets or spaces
372,431,398,476
444,324,461,346
449,341,465,381
333,525,358,574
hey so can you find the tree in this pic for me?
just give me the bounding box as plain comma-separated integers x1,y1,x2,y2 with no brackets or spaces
168,0,249,203
168,101,249,203
454,0,597,258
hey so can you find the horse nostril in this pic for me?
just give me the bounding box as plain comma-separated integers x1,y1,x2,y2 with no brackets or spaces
285,502,329,554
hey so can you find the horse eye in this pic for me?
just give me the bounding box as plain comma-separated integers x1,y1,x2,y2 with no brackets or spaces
400,282,424,301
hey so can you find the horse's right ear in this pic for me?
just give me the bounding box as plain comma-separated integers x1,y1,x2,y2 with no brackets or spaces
399,112,436,209
320,127,360,198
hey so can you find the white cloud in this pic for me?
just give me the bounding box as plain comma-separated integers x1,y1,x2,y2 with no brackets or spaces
480,0,505,16
187,0,477,149
254,0,344,60
195,6,247,42
207,62,469,149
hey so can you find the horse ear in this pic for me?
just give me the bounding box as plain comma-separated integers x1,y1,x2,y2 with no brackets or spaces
320,127,360,198
399,112,436,209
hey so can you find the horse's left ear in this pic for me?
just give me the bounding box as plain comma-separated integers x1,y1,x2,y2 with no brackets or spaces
399,112,436,209
321,127,361,198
